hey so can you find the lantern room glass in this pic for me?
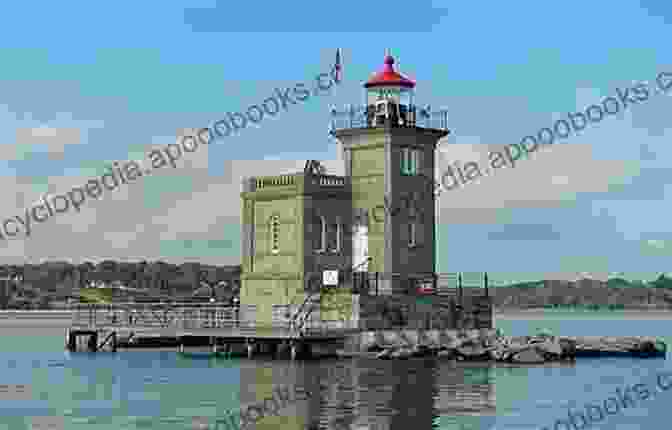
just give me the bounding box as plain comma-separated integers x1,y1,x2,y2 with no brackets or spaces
367,86,414,108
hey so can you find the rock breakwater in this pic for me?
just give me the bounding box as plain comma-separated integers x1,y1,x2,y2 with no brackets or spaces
345,329,666,363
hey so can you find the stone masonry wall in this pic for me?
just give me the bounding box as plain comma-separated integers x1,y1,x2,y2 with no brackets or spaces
357,294,493,330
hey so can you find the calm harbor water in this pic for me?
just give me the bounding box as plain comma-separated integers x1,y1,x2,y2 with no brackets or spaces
0,312,670,430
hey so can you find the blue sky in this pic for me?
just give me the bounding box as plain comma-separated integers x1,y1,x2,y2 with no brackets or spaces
0,1,671,284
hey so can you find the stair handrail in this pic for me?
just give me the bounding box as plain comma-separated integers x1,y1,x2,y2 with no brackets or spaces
348,256,372,293
350,256,372,273
290,293,312,326
291,258,370,337
290,292,318,337
293,300,317,337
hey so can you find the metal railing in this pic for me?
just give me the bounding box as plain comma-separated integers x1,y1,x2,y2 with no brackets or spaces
330,104,449,133
318,175,346,186
348,272,438,296
288,293,319,338
435,272,491,298
69,303,359,335
71,303,249,329
255,175,296,190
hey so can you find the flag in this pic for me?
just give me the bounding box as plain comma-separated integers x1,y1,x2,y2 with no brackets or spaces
332,49,342,83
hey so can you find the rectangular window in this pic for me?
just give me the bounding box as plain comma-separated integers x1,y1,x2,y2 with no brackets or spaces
401,148,421,176
327,219,340,253
313,214,326,253
412,149,421,175
408,221,417,247
401,148,411,176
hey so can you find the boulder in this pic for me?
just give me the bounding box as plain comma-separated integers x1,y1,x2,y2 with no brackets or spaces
438,349,457,359
490,342,512,361
496,342,533,362
390,347,413,359
558,338,577,360
456,340,494,361
366,343,385,352
440,331,462,349
535,340,563,357
417,330,436,348
360,332,378,351
447,338,464,349
424,330,442,347
511,347,546,364
376,348,393,360
462,330,480,341
412,344,435,357
401,330,419,347
441,330,460,343
479,329,498,347
381,331,404,347
509,336,529,346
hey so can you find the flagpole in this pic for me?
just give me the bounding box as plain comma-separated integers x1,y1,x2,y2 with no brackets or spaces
333,48,342,84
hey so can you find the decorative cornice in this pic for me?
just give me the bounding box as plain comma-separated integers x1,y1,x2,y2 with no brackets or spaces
334,125,448,141
348,141,386,150
241,272,303,281
242,190,302,201
253,250,297,257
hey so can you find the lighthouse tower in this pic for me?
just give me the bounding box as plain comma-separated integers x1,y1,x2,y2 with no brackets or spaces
238,52,450,328
331,53,450,294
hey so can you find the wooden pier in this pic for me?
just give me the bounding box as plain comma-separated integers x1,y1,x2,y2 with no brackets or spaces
66,303,360,360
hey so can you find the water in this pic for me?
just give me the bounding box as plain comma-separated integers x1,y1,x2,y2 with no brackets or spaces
0,313,670,430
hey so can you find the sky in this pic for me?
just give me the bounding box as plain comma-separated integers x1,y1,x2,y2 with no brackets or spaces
0,1,671,284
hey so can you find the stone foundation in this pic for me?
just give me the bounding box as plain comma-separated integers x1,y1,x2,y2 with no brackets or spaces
357,294,492,330
350,328,497,353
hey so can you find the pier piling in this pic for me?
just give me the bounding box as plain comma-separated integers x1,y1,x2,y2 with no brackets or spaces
268,342,278,358
87,332,98,352
290,341,298,361
65,329,75,351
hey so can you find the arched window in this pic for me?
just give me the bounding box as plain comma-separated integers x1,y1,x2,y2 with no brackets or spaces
313,213,326,253
270,215,280,254
327,217,341,253
408,198,420,248
401,147,422,176
408,221,417,247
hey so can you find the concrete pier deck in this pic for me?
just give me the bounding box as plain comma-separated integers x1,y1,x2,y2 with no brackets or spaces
66,303,360,359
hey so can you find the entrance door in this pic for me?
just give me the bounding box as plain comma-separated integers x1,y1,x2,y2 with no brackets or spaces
352,209,368,327
352,209,369,272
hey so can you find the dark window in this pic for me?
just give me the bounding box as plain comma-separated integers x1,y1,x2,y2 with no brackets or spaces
313,214,326,252
326,218,341,252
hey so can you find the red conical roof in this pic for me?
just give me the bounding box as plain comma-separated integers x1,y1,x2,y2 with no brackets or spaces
364,55,415,89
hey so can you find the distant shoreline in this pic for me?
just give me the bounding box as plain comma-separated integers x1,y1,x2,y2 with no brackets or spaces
496,308,672,319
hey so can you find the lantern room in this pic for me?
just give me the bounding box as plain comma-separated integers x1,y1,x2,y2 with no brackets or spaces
364,55,417,127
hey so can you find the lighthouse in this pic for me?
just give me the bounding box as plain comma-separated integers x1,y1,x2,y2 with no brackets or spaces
330,53,450,294
239,52,450,327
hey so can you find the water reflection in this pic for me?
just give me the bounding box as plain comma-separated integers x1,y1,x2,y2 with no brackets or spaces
237,357,496,430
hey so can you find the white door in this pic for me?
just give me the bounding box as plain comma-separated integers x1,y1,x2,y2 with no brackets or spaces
352,210,369,272
351,209,368,329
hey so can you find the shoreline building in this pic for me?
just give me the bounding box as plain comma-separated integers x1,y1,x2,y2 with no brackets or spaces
239,53,491,330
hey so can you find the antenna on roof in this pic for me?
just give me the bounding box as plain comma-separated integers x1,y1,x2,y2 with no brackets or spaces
304,160,325,176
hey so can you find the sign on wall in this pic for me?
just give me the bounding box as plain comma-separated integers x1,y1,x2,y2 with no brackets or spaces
323,270,339,286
